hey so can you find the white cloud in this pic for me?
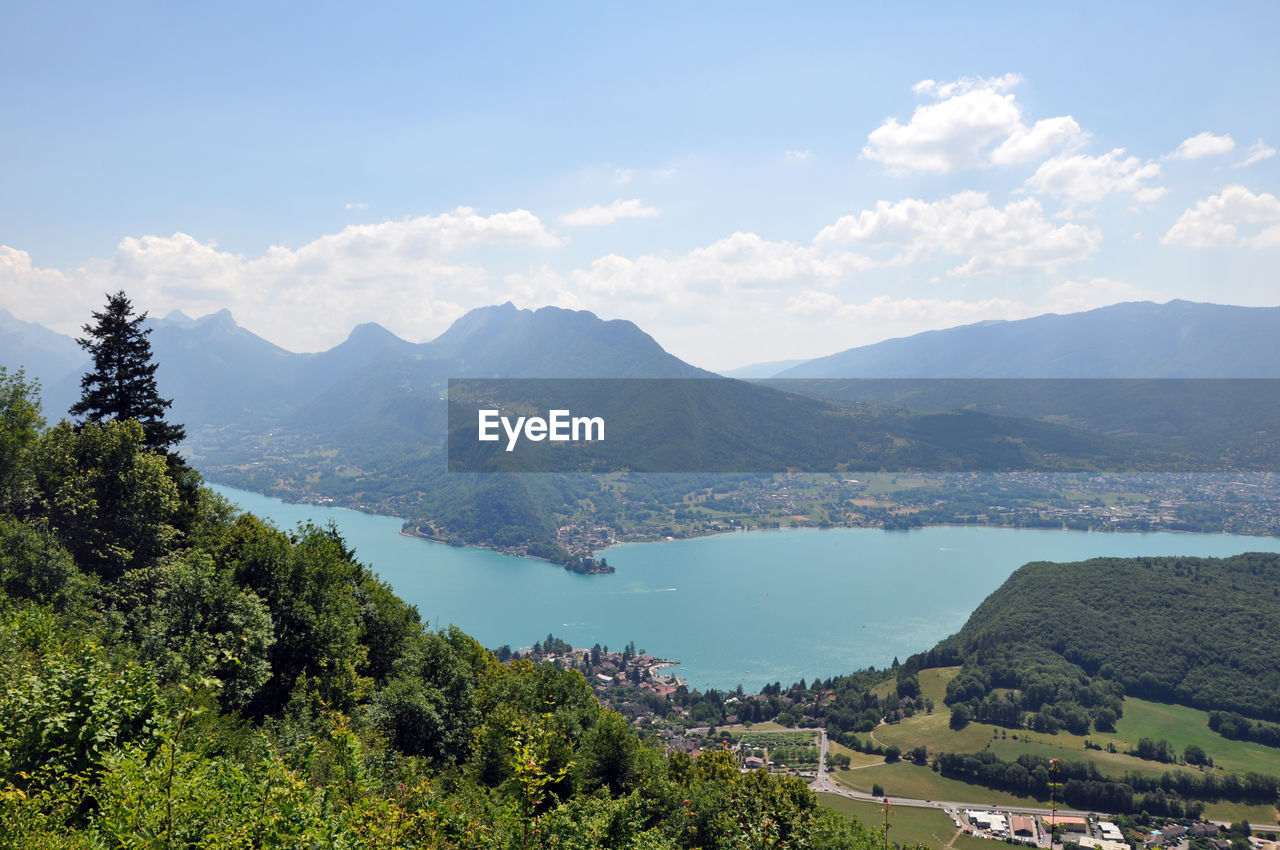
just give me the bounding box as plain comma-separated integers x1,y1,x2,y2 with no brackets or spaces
785,149,812,162
1162,185,1280,248
558,232,873,300
1169,132,1235,160
1248,223,1280,248
911,73,1022,99
864,75,1085,173
1236,139,1277,168
0,207,560,352
1025,149,1165,210
344,201,370,211
813,191,1100,275
614,168,633,185
991,116,1086,165
559,199,659,228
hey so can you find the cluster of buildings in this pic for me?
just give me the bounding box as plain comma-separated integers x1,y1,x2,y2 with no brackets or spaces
958,809,1125,849
958,809,1280,850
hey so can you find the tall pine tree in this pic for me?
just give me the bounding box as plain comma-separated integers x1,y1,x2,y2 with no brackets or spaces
70,291,186,453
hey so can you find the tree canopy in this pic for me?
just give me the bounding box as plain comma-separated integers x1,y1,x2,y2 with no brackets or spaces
70,290,185,453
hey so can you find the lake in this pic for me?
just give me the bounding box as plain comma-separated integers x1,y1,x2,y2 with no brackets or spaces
209,483,1280,693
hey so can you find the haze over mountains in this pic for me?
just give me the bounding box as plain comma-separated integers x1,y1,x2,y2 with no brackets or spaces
773,300,1280,379
9,302,707,434
3,298,1277,445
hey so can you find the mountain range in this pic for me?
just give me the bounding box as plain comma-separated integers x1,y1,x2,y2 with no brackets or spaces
13,302,706,435
5,296,1277,470
772,299,1280,378
4,296,1278,547
11,300,1279,426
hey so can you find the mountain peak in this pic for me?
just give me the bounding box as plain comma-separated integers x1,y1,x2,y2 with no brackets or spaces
162,309,195,324
194,308,236,326
346,321,401,343
426,302,707,378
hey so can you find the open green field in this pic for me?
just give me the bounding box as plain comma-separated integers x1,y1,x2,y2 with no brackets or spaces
830,740,886,768
873,709,1001,754
739,731,818,748
818,794,960,850
832,762,1043,809
873,667,1280,783
917,668,959,705
1198,800,1280,826
985,734,1193,780
719,721,788,732
1111,699,1280,777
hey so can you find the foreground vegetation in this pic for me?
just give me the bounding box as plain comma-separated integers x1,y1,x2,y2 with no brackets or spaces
0,364,879,847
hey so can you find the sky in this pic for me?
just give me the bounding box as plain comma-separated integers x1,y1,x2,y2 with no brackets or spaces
2,2,1278,371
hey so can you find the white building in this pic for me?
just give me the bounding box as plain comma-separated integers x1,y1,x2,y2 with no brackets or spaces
1078,836,1128,850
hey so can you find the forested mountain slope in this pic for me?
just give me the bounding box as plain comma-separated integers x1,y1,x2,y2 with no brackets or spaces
920,553,1280,731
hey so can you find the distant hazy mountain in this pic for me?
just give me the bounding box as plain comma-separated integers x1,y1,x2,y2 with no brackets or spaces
777,300,1280,378
288,304,711,442
718,359,808,379
0,308,85,392
431,303,708,378
1,301,711,433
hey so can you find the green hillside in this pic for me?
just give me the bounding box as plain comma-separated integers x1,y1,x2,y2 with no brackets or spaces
0,366,879,847
925,553,1280,725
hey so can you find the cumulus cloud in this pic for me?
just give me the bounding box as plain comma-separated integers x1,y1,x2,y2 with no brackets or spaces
1236,139,1277,168
344,201,370,211
556,232,873,300
559,199,659,228
1169,132,1235,160
911,73,1023,99
863,74,1085,173
813,191,1100,275
1162,185,1280,248
1025,149,1165,210
991,116,1087,165
785,149,812,162
0,207,560,351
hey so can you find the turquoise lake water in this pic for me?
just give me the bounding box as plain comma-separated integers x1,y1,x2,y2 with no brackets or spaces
209,483,1280,693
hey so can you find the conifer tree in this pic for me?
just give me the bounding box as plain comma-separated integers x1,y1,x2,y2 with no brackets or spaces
70,290,185,453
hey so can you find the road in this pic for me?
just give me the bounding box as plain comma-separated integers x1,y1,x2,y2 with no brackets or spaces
808,728,1093,818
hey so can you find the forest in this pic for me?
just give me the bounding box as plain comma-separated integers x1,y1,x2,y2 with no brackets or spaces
0,299,879,847
909,553,1280,730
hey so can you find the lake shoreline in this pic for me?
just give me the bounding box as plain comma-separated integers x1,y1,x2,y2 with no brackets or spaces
212,480,1277,568
208,481,1280,693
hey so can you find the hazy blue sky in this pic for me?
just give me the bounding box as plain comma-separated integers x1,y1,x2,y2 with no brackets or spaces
3,2,1278,369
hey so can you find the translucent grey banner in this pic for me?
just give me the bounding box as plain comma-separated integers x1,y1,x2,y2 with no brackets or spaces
446,378,1280,473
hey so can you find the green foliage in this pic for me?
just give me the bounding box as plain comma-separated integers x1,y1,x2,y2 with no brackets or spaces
370,627,488,767
0,637,163,791
33,419,179,580
926,554,1280,727
215,515,368,715
69,290,185,453
933,749,1280,816
1210,710,1280,749
0,516,97,612
0,303,894,846
117,549,275,710
0,366,44,515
